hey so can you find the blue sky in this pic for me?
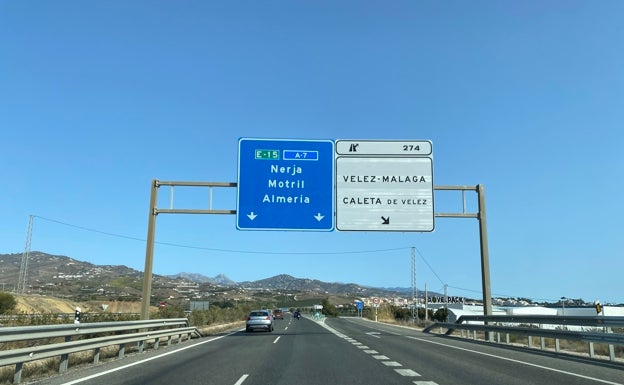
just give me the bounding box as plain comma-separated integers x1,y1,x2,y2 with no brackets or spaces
2,1,623,304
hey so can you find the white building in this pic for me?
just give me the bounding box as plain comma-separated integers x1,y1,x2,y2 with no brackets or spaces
444,304,624,331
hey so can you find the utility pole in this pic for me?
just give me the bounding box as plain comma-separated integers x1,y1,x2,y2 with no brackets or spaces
411,246,417,320
444,284,449,322
425,283,428,321
18,215,34,294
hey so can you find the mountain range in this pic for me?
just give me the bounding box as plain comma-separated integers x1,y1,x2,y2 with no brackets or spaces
0,252,422,300
171,272,237,286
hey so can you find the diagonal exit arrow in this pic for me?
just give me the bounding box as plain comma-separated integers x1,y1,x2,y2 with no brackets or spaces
381,216,390,224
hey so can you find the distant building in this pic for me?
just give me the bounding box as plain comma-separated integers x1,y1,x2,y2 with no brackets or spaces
444,303,624,330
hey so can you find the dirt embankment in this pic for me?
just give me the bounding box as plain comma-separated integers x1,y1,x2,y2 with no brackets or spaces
13,294,144,314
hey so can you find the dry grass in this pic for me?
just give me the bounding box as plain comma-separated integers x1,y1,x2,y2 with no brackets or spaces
441,329,624,363
13,295,87,314
197,321,245,335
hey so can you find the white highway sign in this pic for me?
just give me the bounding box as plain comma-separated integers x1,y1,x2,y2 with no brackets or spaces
335,140,434,232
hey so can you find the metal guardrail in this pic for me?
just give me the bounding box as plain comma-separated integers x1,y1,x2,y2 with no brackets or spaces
0,318,202,384
423,315,624,362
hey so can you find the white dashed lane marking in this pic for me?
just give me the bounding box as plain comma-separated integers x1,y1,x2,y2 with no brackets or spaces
395,369,420,377
317,320,438,385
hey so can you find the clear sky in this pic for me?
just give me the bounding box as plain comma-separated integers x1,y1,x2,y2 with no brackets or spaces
2,1,623,304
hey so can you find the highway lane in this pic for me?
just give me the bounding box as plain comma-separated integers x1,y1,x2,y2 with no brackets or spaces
32,315,624,385
36,315,417,385
323,317,624,385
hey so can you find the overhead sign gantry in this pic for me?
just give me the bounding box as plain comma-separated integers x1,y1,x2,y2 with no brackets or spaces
142,137,491,325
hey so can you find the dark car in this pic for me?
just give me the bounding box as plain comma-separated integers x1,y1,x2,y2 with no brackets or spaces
272,309,284,319
246,309,274,332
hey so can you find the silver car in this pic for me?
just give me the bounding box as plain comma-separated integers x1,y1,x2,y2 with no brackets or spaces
246,309,274,332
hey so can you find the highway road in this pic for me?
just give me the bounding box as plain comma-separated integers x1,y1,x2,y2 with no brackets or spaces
35,315,623,385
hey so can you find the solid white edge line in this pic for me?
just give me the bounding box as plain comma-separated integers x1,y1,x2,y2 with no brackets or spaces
338,318,621,385
60,329,244,385
406,336,623,385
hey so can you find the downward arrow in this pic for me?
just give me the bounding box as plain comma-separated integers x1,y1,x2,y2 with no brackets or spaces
381,216,390,224
314,213,324,221
247,212,257,220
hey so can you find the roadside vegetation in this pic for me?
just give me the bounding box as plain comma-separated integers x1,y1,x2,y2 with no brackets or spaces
321,298,623,363
330,300,447,327
0,299,268,384
3,294,620,383
0,292,17,314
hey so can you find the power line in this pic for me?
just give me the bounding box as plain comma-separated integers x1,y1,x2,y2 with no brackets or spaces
412,245,559,302
33,215,413,256
447,285,564,303
32,215,563,303
412,245,446,286
34,215,145,242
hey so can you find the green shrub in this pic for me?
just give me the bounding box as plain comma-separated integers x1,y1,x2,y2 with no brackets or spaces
0,292,17,314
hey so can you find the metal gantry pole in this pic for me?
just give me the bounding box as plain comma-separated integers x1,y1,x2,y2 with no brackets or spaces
434,185,492,319
141,180,159,320
140,180,237,320
476,184,493,318
139,181,492,322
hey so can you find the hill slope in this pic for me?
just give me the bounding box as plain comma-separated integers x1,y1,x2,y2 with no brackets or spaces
12,294,145,314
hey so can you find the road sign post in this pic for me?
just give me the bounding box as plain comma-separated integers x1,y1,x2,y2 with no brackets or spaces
237,138,335,231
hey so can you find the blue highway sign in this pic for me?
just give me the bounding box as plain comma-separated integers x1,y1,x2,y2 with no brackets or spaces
237,138,335,231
